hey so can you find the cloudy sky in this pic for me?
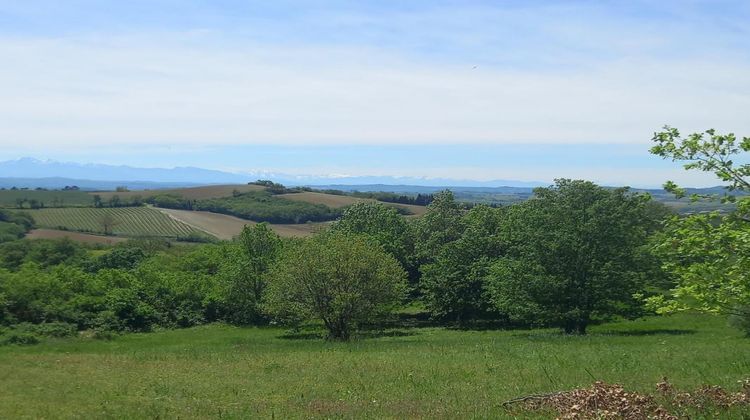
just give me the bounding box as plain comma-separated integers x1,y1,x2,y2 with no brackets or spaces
0,1,748,187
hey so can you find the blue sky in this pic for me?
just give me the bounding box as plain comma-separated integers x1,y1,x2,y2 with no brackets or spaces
0,1,749,187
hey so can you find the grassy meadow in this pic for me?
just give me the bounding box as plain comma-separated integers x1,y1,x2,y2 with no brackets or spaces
1,314,748,419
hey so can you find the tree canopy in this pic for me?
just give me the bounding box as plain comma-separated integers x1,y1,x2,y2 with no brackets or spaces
648,127,750,333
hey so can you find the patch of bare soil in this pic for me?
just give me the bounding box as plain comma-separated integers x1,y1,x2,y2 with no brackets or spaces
504,378,750,419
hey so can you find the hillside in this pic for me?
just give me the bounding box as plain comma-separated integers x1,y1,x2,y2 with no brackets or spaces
279,191,427,216
93,184,265,201
1,314,748,418
24,207,206,239
0,189,94,208
155,208,325,239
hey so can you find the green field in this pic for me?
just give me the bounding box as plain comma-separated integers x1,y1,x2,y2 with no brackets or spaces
0,189,93,208
23,207,203,238
0,314,748,418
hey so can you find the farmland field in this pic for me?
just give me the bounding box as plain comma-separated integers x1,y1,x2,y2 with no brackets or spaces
156,207,327,239
0,314,748,418
93,184,265,201
280,191,427,216
0,189,93,208
22,207,204,238
24,228,128,245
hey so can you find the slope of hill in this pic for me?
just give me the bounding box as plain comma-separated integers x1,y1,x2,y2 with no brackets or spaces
155,208,325,239
25,229,128,245
279,191,427,216
24,207,205,238
93,184,265,200
0,189,94,208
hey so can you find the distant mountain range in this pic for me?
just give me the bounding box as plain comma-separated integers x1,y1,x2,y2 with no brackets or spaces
0,158,251,185
0,158,548,190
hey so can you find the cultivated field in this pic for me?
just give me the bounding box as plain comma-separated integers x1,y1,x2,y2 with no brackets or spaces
24,228,128,245
280,191,427,216
93,184,265,201
24,207,203,238
0,314,747,418
157,207,326,239
0,190,93,208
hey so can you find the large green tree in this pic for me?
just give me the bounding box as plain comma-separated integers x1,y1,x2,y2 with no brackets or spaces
333,202,416,282
264,232,406,340
420,205,506,322
485,180,652,334
648,127,750,332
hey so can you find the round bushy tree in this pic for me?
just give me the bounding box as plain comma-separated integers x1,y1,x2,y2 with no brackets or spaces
264,232,407,340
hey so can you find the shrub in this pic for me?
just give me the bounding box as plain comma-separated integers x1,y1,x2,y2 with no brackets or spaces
264,232,407,340
23,322,77,338
1,331,41,346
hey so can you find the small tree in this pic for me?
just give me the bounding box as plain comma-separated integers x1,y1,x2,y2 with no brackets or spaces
99,214,119,236
109,196,121,208
264,232,407,340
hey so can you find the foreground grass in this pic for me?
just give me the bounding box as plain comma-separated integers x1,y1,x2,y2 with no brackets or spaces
1,314,748,419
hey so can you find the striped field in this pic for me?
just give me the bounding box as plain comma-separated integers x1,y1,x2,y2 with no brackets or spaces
23,207,203,238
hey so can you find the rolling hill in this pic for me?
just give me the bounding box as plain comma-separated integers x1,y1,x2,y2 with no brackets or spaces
24,207,206,238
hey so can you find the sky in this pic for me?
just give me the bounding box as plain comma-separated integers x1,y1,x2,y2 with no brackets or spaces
0,0,749,187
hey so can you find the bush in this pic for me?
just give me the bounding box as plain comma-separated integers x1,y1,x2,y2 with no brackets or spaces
22,322,77,338
265,232,407,340
1,331,40,345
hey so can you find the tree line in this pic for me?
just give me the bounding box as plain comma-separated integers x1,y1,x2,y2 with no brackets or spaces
0,179,675,342
1,126,748,343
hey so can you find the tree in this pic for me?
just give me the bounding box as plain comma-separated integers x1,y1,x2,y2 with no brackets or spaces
485,180,652,334
333,202,416,283
98,214,119,235
413,190,465,265
651,126,750,198
220,223,282,324
92,195,103,208
648,127,750,333
264,232,407,340
420,205,506,322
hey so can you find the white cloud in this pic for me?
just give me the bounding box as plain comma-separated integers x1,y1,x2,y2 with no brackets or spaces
0,2,749,148
1,34,748,148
